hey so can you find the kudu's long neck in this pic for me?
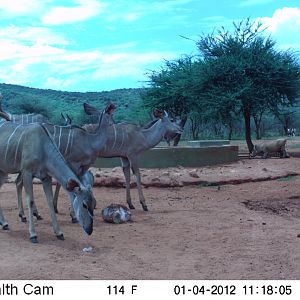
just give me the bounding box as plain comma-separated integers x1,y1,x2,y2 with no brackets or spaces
89,114,109,153
40,126,80,190
141,119,166,149
46,150,77,191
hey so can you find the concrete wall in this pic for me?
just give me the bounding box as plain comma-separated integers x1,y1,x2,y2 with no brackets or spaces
93,145,239,168
187,140,230,147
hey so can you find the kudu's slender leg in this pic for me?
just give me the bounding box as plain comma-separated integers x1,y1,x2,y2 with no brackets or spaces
121,157,135,209
22,171,38,243
68,192,78,223
0,171,9,230
53,182,78,223
53,182,61,213
130,158,148,211
16,173,42,222
42,176,64,240
0,207,9,230
16,173,26,222
53,182,77,223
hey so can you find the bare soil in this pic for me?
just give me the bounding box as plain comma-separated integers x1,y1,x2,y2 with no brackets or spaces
1,157,300,280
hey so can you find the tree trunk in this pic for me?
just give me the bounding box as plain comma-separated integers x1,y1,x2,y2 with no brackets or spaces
190,117,199,140
227,123,233,140
244,109,254,152
226,118,233,140
253,115,262,140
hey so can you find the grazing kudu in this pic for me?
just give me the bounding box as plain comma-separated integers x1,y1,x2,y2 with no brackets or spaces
15,103,115,223
0,122,95,243
53,105,183,212
0,98,74,221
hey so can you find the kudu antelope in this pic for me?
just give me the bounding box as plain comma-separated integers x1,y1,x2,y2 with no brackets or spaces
53,105,183,212
144,116,186,146
15,103,115,223
0,121,96,243
0,98,77,221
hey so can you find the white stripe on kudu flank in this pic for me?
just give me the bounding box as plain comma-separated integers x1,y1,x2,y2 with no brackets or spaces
53,125,57,141
5,124,22,161
14,130,25,166
119,128,125,150
112,124,117,149
0,121,7,129
58,127,62,151
21,114,24,124
64,129,72,155
26,114,29,124
70,129,74,151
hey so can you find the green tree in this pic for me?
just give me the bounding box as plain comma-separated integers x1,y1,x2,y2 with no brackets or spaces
197,18,300,151
142,56,205,142
143,56,199,117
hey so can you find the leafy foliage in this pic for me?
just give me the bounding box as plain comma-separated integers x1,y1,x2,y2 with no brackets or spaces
0,83,146,125
1,19,300,145
143,17,300,147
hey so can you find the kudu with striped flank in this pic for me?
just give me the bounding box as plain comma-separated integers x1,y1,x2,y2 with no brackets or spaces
15,103,115,223
0,96,46,219
0,121,95,243
0,97,77,221
53,105,183,212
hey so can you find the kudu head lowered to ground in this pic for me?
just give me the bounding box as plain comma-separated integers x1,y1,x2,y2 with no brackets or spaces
65,178,94,235
14,102,115,224
0,121,97,242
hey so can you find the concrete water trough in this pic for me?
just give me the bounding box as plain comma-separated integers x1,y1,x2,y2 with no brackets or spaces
187,140,230,147
93,144,239,168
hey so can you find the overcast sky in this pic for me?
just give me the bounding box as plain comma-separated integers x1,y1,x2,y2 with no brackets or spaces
0,0,299,92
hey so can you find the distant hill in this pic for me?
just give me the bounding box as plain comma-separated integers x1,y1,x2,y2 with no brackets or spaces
0,83,146,125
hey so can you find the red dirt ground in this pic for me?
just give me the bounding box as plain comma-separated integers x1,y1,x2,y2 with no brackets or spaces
0,157,300,280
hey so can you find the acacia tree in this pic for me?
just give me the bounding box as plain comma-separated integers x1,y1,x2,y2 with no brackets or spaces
143,56,199,115
197,18,300,151
142,56,202,141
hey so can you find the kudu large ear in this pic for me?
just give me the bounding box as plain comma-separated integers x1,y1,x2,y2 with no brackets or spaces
66,179,80,192
153,108,164,119
83,103,101,116
105,102,116,115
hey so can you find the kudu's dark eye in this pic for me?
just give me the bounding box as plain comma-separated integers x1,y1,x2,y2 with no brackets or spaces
83,203,88,209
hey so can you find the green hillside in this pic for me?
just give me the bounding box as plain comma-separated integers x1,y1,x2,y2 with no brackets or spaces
0,83,146,125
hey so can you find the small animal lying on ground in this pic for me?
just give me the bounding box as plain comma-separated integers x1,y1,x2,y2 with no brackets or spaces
250,138,290,159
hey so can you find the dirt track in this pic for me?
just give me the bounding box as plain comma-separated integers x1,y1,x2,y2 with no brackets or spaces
0,157,300,280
